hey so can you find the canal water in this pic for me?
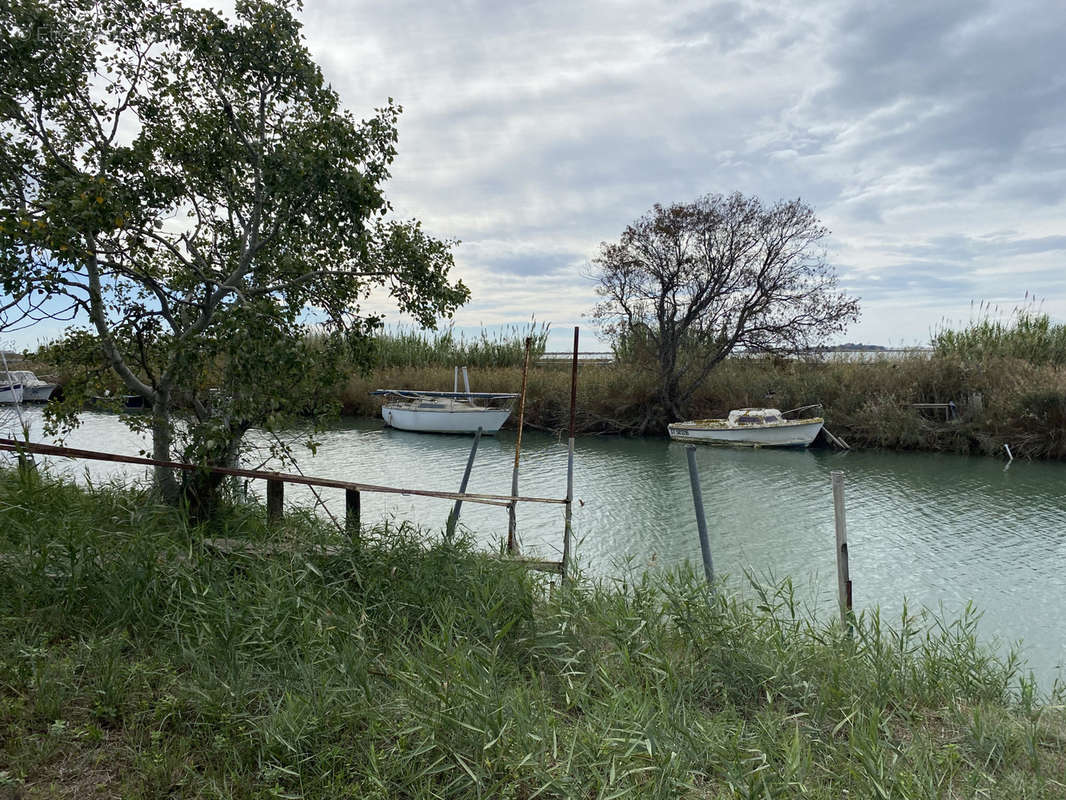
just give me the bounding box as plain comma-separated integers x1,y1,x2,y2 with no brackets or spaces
7,409,1066,689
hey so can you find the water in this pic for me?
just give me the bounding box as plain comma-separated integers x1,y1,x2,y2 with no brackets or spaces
6,409,1066,688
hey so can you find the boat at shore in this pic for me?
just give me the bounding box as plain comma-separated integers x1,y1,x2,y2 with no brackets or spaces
370,390,518,434
7,371,58,402
668,408,823,448
0,381,23,404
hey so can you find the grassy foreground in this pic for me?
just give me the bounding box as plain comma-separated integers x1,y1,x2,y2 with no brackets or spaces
1,470,1064,798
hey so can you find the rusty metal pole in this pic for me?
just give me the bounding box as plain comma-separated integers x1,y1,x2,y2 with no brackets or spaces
507,337,532,554
562,327,579,582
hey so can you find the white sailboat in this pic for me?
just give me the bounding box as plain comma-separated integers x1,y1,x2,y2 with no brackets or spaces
371,367,517,435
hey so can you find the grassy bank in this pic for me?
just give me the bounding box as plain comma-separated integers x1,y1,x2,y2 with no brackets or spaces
345,354,1066,459
1,469,1064,798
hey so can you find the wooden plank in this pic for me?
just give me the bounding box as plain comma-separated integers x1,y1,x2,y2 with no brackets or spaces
0,439,567,506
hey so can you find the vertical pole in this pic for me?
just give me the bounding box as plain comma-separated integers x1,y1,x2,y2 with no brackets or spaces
446,427,482,540
345,488,361,540
462,366,471,396
453,366,458,394
684,446,714,585
507,338,532,554
831,470,852,629
562,327,579,582
266,478,284,523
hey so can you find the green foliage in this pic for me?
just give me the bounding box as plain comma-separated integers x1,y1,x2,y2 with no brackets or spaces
0,0,469,504
2,470,1064,797
933,308,1066,366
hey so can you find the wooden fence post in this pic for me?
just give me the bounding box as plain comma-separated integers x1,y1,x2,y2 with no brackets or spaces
345,488,361,540
562,326,579,583
266,478,284,524
831,470,852,630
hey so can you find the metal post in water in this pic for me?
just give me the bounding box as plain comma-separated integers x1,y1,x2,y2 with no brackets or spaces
685,445,714,585
507,338,533,554
562,326,579,582
446,426,482,541
831,470,853,629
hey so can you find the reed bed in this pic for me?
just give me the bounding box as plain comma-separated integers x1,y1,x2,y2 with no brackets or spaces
368,321,549,369
1,469,1063,798
933,310,1066,366
346,354,1066,459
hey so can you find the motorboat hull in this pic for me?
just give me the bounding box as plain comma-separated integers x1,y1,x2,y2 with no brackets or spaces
381,404,512,434
0,384,24,404
21,384,57,402
668,418,823,448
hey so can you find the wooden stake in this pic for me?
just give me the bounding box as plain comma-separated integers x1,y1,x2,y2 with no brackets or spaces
562,327,579,582
831,470,852,629
345,488,361,540
267,478,284,523
507,337,533,554
447,426,482,540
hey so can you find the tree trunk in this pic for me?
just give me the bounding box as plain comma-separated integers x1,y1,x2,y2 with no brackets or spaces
150,399,180,506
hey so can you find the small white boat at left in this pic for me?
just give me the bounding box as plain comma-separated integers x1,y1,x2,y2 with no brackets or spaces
371,390,518,435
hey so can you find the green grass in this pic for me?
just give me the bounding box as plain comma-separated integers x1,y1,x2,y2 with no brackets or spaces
1,468,1064,798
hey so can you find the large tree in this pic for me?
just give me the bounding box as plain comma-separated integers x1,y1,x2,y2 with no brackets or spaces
592,193,859,431
0,0,469,508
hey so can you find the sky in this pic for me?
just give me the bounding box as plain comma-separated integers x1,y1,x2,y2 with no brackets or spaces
299,0,1066,350
4,0,1065,353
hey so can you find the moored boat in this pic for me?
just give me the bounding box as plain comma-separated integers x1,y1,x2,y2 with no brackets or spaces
8,371,58,402
0,382,23,404
668,408,823,448
370,390,517,434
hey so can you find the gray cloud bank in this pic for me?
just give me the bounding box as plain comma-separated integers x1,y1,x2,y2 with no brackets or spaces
290,1,1066,344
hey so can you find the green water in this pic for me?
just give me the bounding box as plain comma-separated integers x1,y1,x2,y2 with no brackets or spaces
14,410,1066,689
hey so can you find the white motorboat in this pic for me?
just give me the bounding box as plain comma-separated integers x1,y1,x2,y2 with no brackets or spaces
8,371,58,402
370,390,517,434
0,381,23,404
668,408,823,448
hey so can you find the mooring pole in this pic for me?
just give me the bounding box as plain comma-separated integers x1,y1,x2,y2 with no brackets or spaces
831,470,853,630
447,426,482,541
685,446,715,585
507,337,533,554
562,327,579,582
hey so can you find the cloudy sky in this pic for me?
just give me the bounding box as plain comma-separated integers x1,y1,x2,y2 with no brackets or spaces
296,0,1066,349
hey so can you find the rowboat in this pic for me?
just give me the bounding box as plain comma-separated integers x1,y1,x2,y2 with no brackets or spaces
668,408,823,448
370,390,518,434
